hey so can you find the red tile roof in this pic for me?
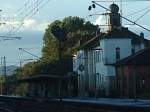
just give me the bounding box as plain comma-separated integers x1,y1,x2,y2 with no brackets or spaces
115,47,150,65
79,27,150,50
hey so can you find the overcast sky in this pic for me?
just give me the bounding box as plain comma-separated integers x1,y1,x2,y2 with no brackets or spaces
0,0,150,66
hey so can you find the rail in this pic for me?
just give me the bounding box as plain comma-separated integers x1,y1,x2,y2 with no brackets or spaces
0,96,150,112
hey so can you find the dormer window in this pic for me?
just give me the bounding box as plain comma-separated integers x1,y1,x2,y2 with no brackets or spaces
116,47,120,61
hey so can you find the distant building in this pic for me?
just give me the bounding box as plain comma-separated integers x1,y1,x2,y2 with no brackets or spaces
73,3,150,97
116,47,150,98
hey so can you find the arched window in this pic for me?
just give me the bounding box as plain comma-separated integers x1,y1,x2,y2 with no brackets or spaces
116,47,120,61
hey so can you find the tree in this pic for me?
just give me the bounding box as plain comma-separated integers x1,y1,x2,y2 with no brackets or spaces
42,16,99,62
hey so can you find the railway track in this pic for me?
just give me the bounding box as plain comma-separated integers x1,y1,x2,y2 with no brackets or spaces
0,96,150,112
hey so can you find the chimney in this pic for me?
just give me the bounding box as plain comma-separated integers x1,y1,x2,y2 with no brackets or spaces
140,32,144,38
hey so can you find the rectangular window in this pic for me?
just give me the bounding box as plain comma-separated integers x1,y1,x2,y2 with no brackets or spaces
116,47,120,61
94,51,96,63
96,73,99,89
95,51,100,63
95,51,98,62
99,51,101,62
97,51,100,62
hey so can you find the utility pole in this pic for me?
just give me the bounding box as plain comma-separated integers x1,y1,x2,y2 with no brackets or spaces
0,56,7,95
120,0,123,25
91,1,150,32
20,58,34,68
0,57,3,95
2,56,7,95
133,65,137,101
3,56,6,79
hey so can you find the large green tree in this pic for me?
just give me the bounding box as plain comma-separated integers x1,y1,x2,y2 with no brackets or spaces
42,16,99,62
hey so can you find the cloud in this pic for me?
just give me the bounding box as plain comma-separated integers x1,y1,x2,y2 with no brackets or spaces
0,19,49,34
23,19,36,27
18,19,49,32
93,16,109,32
94,16,106,26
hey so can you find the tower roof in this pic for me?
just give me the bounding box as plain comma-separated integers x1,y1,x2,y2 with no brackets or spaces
109,3,119,13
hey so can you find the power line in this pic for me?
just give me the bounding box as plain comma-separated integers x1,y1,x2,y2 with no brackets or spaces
93,0,150,2
19,48,40,59
15,0,34,16
126,6,150,17
4,0,50,37
134,8,150,23
91,1,150,32
5,0,44,35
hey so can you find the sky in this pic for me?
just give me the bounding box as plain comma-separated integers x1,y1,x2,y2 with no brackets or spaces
0,0,150,66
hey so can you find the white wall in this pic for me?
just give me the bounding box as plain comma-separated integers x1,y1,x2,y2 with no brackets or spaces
73,50,89,96
95,38,132,77
102,38,132,64
132,42,145,53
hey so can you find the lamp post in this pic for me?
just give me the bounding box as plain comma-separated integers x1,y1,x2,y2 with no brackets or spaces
20,58,34,68
19,48,40,59
0,56,7,95
51,25,67,99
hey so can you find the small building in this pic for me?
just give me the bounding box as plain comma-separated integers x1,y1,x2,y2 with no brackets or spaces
116,47,150,98
18,58,77,98
73,3,150,97
20,74,77,98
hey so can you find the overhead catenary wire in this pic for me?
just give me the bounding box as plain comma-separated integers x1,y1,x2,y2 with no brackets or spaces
5,0,45,35
19,0,45,20
126,6,150,17
15,0,41,19
2,0,36,36
15,0,34,16
4,0,50,38
23,0,50,20
134,8,150,23
11,0,50,34
19,48,40,59
93,0,150,2
92,1,150,32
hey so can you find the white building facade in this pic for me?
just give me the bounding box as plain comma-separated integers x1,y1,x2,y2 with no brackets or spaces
73,3,149,97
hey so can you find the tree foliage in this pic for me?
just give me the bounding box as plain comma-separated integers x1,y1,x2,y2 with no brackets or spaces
42,16,99,62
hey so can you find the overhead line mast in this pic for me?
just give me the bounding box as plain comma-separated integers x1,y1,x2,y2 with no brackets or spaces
91,1,150,32
120,0,122,25
0,10,22,41
19,48,40,59
94,0,150,2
